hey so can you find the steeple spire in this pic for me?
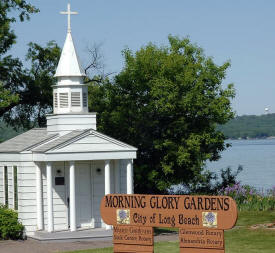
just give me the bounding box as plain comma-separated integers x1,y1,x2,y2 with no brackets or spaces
54,3,85,78
52,3,88,115
60,3,78,33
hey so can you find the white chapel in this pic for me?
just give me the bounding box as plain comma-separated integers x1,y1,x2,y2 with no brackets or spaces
0,4,136,236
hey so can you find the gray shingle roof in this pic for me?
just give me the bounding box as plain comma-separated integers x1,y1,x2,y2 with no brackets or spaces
0,128,58,153
32,129,88,152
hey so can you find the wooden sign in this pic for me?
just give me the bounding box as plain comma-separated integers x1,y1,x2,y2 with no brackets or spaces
114,244,154,252
100,194,237,252
100,194,238,230
113,226,153,245
179,228,224,249
113,225,153,252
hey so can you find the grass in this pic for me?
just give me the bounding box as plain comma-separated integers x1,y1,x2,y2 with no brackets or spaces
235,210,275,226
225,227,275,253
63,211,275,253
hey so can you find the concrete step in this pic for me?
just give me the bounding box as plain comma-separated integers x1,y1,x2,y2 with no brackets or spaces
29,228,113,242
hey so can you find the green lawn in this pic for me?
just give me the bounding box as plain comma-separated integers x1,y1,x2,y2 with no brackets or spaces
64,211,275,253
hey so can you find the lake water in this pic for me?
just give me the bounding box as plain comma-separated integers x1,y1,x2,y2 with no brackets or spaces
206,139,275,191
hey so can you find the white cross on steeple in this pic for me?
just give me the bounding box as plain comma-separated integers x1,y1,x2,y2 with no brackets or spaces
60,3,78,33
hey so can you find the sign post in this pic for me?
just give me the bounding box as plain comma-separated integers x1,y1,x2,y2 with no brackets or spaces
100,194,237,252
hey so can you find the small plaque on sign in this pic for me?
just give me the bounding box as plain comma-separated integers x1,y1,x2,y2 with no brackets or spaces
113,226,153,245
180,249,225,253
179,228,224,249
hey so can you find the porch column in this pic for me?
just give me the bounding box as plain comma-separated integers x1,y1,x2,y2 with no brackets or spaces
36,162,44,230
70,161,76,232
46,162,53,232
104,160,111,230
127,159,134,194
114,160,120,193
105,160,111,194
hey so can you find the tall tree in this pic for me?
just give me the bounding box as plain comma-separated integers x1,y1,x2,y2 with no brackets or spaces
90,36,235,193
3,41,61,129
0,0,38,115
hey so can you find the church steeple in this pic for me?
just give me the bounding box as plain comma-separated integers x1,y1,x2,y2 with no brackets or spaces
53,3,88,114
55,3,85,78
55,32,86,78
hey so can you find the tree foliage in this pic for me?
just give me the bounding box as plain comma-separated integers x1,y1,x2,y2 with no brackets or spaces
0,81,18,108
0,0,38,119
4,41,61,129
174,166,243,195
90,36,235,193
0,1,62,129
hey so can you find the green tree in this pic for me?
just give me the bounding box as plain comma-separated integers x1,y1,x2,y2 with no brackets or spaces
4,41,61,129
90,36,235,193
0,82,18,108
0,0,38,115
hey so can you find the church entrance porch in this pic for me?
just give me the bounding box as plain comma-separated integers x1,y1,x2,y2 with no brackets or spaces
35,159,134,233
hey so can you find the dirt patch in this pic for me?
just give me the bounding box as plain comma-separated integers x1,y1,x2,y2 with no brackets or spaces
250,223,275,230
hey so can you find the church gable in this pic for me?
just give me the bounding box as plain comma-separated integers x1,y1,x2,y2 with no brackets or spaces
47,131,137,153
32,129,137,154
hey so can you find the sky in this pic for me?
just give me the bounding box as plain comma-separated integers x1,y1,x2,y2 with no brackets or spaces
9,0,275,116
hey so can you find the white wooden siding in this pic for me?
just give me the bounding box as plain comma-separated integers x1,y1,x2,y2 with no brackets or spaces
17,161,67,234
52,133,134,153
42,162,68,232
17,162,36,234
91,160,105,228
75,136,109,144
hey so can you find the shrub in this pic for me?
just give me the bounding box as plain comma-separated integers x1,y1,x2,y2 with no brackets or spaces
219,184,275,211
0,205,24,240
173,166,243,195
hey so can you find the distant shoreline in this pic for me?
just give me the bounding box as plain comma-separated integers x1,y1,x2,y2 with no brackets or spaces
227,136,275,141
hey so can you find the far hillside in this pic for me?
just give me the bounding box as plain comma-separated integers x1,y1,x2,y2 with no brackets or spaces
1,114,275,142
218,114,275,139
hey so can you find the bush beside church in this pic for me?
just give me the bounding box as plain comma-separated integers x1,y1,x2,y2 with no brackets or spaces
0,205,24,240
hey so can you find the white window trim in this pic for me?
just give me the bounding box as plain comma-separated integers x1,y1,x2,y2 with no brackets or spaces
3,165,7,206
2,166,4,205
13,166,18,210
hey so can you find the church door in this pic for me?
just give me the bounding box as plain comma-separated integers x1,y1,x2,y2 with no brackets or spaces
75,163,92,228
